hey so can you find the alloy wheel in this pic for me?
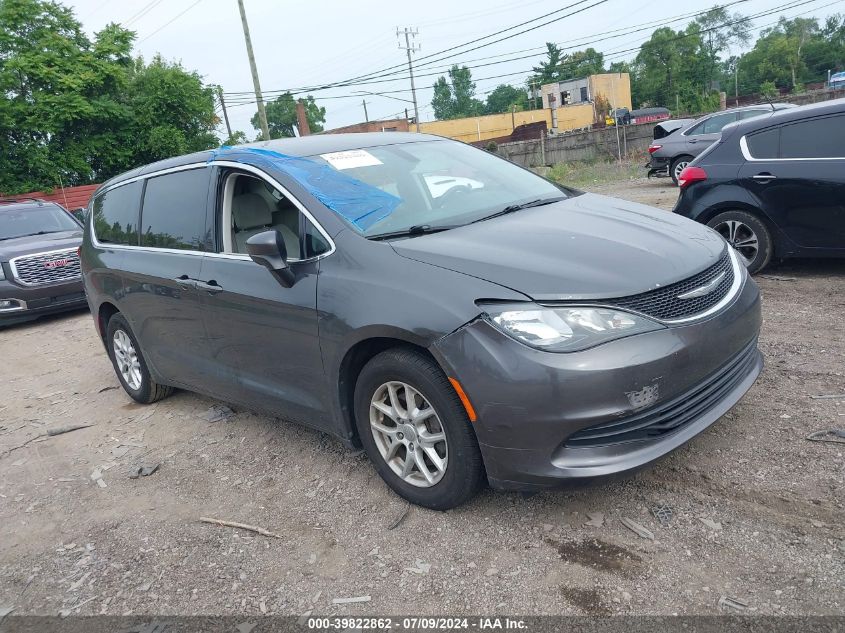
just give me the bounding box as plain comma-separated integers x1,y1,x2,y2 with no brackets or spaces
673,159,690,181
113,329,142,390
369,381,448,488
712,219,759,266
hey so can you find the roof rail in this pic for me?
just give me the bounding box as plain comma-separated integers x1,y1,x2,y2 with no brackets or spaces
0,197,43,205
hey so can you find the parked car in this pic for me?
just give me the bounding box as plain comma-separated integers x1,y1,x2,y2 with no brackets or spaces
829,71,845,90
648,103,795,184
0,199,86,326
81,133,762,509
674,98,845,274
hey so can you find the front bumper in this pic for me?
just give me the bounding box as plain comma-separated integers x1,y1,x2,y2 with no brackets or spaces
0,275,87,325
433,276,762,490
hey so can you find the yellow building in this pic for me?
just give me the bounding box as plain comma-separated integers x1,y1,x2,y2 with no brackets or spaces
410,73,632,143
418,110,553,143
541,73,632,130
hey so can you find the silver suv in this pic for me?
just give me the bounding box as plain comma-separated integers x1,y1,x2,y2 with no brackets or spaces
648,103,795,184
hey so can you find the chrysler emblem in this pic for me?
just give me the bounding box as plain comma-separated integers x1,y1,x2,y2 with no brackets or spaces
677,271,726,300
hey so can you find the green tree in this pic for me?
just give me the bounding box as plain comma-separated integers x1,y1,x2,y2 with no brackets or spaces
738,17,822,92
430,65,484,120
251,93,325,139
0,0,219,194
126,55,218,165
222,131,249,146
563,47,605,78
484,84,527,114
694,6,751,88
632,26,712,112
0,0,131,192
531,42,563,85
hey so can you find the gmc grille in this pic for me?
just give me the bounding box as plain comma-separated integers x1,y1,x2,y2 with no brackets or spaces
10,248,81,286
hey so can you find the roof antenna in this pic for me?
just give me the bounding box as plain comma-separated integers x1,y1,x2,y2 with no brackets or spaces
761,91,775,111
57,173,70,210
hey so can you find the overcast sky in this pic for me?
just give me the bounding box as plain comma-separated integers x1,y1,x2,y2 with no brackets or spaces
65,0,843,141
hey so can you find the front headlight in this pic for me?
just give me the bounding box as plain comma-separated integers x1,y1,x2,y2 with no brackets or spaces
482,304,664,352
0,264,5,281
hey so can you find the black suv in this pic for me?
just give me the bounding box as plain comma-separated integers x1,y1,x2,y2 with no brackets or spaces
0,199,86,325
673,98,845,273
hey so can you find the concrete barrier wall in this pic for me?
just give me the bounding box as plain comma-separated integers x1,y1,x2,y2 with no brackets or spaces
494,122,655,168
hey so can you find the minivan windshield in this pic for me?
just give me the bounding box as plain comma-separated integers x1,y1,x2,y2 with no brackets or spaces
0,205,80,240
310,140,567,238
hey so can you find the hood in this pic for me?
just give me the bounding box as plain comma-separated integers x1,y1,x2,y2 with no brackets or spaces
0,230,82,261
391,193,726,301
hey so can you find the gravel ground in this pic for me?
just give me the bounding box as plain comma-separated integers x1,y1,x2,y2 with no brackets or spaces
1,177,843,618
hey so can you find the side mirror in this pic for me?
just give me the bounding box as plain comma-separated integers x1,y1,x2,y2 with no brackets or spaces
246,230,295,287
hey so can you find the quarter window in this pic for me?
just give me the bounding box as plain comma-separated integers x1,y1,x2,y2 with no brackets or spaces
92,181,143,245
779,115,845,159
140,168,211,250
746,128,780,159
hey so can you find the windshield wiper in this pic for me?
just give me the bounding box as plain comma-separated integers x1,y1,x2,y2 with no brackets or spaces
0,230,63,241
368,224,458,241
471,197,565,224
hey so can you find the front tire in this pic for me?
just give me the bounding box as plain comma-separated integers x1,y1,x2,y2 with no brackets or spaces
707,210,773,274
354,348,485,510
106,313,174,404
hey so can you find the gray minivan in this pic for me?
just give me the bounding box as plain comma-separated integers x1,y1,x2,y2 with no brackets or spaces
81,133,762,509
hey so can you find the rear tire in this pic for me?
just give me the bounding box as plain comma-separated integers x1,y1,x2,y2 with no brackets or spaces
106,313,174,404
670,155,694,186
354,348,485,510
707,210,773,274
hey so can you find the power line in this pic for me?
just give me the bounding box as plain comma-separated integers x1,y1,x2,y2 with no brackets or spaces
222,0,759,97
138,0,204,43
224,0,605,96
217,0,840,122
122,0,166,27
228,0,827,97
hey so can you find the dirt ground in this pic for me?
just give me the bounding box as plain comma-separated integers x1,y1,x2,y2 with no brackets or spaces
1,177,843,618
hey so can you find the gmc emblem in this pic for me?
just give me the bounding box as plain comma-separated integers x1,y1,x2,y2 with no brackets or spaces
44,258,71,269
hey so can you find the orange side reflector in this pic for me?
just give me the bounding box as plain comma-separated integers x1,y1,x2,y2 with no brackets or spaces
448,377,478,422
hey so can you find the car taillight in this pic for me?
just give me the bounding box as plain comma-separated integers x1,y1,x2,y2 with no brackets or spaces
678,166,707,188
647,144,662,154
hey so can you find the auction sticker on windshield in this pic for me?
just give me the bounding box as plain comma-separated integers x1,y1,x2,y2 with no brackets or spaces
320,149,382,170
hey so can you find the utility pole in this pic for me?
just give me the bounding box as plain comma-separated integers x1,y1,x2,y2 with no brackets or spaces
237,0,269,141
217,85,233,140
735,61,739,99
397,27,421,132
362,99,369,122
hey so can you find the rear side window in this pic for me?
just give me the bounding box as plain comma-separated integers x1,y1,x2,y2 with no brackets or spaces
746,128,780,159
689,112,738,135
92,181,143,245
738,109,769,120
140,168,211,250
780,115,845,159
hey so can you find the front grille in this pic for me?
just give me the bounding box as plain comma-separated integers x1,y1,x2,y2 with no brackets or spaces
564,339,758,448
10,248,81,286
606,249,734,321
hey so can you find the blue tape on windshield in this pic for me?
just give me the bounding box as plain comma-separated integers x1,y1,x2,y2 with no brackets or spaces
209,146,401,231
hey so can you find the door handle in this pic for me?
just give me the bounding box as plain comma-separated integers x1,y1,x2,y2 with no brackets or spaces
688,138,698,143
752,172,777,182
174,275,197,289
195,280,223,295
